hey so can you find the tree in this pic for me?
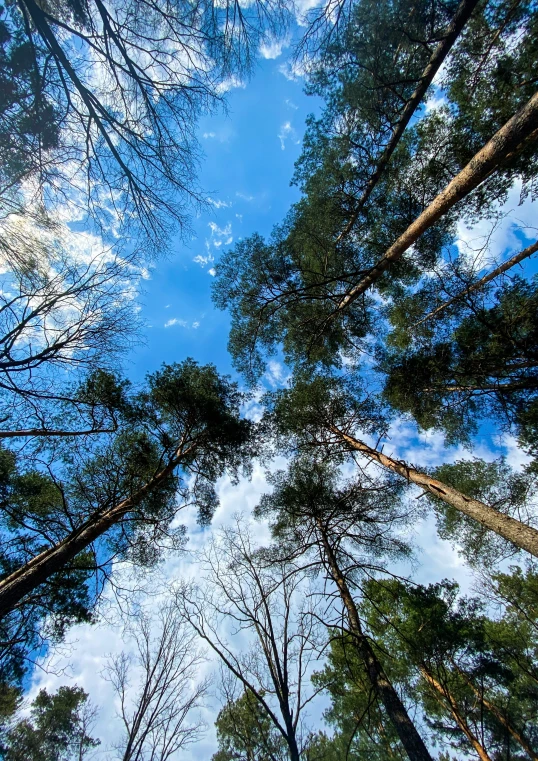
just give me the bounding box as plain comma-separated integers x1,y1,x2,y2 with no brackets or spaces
179,521,323,761
383,282,538,478
265,373,538,559
213,0,538,376
255,455,434,761
1,0,288,249
0,247,139,436
359,571,538,760
212,687,289,761
0,359,253,625
1,685,99,761
104,602,208,761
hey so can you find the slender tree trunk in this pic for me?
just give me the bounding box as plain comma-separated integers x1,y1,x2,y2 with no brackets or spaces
316,521,433,761
0,428,116,438
336,91,538,313
336,0,480,242
449,659,538,760
419,667,493,761
424,378,538,393
413,240,538,328
332,426,538,558
0,447,188,619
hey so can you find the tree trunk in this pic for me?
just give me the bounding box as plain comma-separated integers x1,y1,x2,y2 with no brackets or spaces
336,0,480,242
317,522,433,761
413,240,538,328
336,91,538,312
0,447,188,619
419,667,493,761
450,659,538,760
332,426,538,558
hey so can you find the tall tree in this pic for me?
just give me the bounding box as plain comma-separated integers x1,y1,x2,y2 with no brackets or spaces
179,522,323,761
0,359,252,625
265,373,538,559
359,572,538,760
1,685,99,761
0,0,288,249
104,602,208,761
214,0,538,377
255,456,434,761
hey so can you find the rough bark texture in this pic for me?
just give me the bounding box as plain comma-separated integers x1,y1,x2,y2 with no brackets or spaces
337,91,538,312
318,523,434,761
332,427,538,558
0,448,186,619
414,239,538,327
336,0,480,243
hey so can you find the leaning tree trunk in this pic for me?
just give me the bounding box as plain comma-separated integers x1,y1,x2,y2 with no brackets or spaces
448,658,538,760
317,522,433,761
332,426,538,559
419,667,493,761
336,91,538,313
413,239,538,328
0,447,189,619
336,0,480,242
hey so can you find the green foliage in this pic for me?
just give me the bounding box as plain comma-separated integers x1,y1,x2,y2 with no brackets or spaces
212,690,288,761
1,685,99,761
427,458,537,565
312,633,407,760
360,573,538,758
383,277,538,445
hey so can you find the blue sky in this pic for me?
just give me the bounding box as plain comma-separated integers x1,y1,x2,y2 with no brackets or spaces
128,50,321,383
26,35,538,761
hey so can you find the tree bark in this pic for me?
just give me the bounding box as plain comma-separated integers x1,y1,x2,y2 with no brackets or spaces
413,240,538,328
419,667,493,761
317,521,433,761
449,659,538,760
336,0,480,243
335,91,538,313
0,446,190,619
331,426,538,558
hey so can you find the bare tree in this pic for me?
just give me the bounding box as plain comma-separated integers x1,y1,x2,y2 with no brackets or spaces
178,521,324,761
2,0,288,250
103,602,208,761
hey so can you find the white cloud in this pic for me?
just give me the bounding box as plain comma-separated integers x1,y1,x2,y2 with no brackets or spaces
193,253,215,268
235,192,254,202
192,321,200,329
285,98,298,110
278,121,300,151
207,197,231,209
259,36,289,60
208,221,233,247
263,360,291,389
164,318,187,328
278,59,308,81
208,268,216,277
455,180,538,268
202,132,216,139
216,76,246,94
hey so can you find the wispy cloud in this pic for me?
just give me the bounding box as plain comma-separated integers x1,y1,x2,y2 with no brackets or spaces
236,191,254,202
278,121,300,150
259,36,289,60
164,318,200,329
193,253,215,268
207,197,231,209
208,221,233,247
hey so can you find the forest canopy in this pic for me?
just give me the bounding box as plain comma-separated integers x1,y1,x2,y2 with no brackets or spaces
1,0,538,759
